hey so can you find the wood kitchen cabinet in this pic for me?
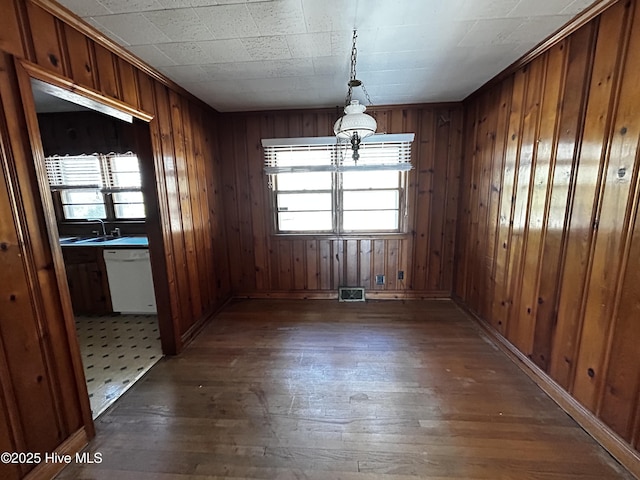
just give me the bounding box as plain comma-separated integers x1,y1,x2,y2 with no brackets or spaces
62,246,113,314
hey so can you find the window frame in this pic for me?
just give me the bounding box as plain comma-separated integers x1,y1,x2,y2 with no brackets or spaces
264,134,414,236
45,152,146,223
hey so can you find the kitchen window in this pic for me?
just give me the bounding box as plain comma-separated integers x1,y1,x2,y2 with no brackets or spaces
45,152,145,221
262,134,414,234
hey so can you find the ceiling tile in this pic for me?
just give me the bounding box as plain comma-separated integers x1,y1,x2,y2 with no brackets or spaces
241,36,291,60
301,0,357,33
143,8,215,42
57,0,111,16
286,32,331,58
504,15,573,43
358,51,440,71
155,42,215,64
330,31,356,56
202,58,314,79
85,17,131,46
90,13,172,45
354,0,453,29
97,0,164,14
194,4,260,39
509,0,575,17
198,39,253,63
158,64,210,83
452,0,521,20
562,0,597,14
457,17,526,46
247,0,307,35
312,56,349,76
128,44,177,66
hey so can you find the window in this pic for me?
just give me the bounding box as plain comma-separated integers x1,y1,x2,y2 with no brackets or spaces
45,152,145,221
263,134,414,234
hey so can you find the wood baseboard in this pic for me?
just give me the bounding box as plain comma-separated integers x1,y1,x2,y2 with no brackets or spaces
232,290,451,300
452,296,640,480
180,296,233,351
23,427,88,480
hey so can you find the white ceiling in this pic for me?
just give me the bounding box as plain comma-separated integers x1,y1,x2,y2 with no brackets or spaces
57,0,598,112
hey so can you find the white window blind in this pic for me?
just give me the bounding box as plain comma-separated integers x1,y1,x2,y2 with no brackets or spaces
262,133,414,177
45,154,103,189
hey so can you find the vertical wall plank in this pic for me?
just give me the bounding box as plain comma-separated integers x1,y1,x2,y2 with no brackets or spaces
292,240,306,290
25,3,64,76
412,109,435,291
442,107,463,295
93,44,120,100
0,0,25,58
117,57,139,109
305,240,319,290
428,110,451,291
491,69,527,336
62,25,94,89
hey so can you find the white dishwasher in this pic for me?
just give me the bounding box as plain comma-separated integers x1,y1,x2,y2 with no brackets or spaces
103,249,157,314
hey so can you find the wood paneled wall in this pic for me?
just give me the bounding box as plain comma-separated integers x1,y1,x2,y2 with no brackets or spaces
456,0,640,460
220,106,463,298
0,0,230,478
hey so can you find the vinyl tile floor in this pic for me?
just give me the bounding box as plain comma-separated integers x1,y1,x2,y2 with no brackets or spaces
75,314,162,418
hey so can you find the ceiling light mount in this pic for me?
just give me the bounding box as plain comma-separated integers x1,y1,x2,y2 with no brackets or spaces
334,30,376,163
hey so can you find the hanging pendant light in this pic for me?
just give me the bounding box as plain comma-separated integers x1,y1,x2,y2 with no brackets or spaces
334,30,376,163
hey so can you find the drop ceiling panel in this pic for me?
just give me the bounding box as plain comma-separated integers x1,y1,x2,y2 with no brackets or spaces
143,8,215,42
193,5,260,39
58,0,601,112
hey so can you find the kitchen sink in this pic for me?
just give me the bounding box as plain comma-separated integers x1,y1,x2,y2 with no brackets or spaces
77,236,116,243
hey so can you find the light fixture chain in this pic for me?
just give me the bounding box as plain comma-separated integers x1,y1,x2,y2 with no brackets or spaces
350,30,358,81
345,83,353,106
361,83,373,106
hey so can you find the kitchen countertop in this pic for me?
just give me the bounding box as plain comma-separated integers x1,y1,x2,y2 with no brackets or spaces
60,236,149,248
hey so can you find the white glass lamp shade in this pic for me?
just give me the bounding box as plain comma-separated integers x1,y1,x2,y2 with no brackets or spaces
334,100,377,140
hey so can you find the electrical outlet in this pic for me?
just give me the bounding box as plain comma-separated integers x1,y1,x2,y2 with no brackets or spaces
375,274,385,285
398,270,404,280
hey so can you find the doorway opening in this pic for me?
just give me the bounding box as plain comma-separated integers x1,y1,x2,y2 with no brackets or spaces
30,78,163,418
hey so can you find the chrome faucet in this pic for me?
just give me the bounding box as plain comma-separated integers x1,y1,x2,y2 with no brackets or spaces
87,218,107,237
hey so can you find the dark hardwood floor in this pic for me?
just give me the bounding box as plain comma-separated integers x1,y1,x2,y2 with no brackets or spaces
56,299,633,479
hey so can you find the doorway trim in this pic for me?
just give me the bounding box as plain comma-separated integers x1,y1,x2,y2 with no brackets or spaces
14,58,178,436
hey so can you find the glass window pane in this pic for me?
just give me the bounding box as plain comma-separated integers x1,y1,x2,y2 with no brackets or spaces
61,189,103,204
342,171,399,189
113,191,144,203
277,172,331,191
110,156,139,171
343,210,398,231
278,211,332,232
115,203,145,219
343,190,398,210
277,193,331,212
63,204,106,220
